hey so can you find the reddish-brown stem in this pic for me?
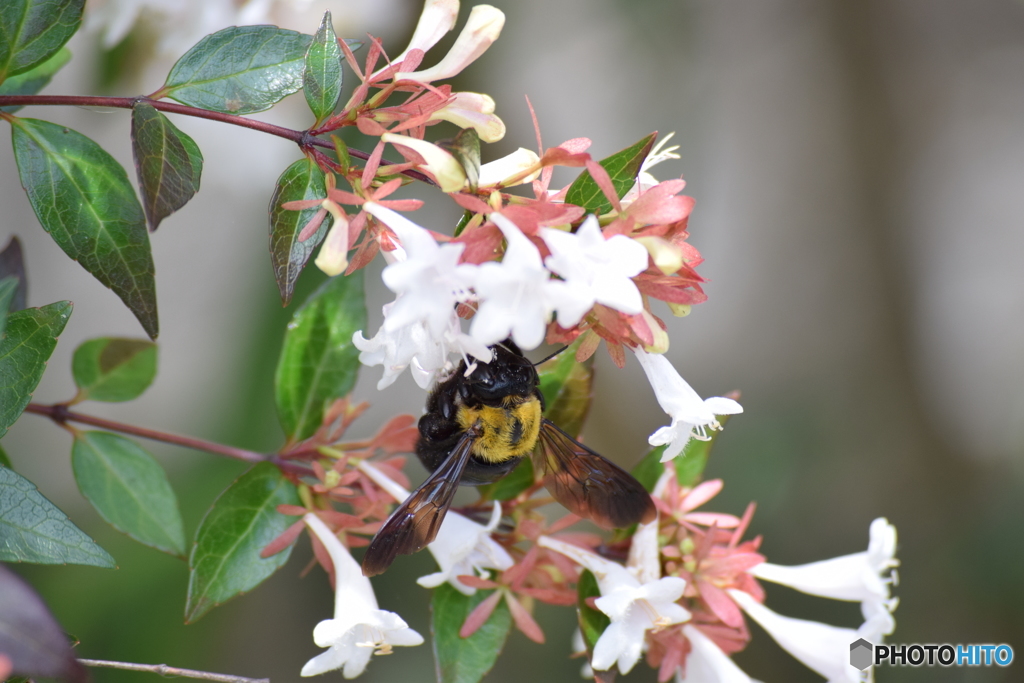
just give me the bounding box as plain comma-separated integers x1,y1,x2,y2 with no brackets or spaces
0,94,435,185
24,402,310,475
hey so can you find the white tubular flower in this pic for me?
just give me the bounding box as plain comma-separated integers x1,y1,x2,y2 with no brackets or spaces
301,514,424,678
471,214,555,349
477,148,541,187
363,203,476,337
631,348,743,462
429,92,506,143
749,518,899,629
381,134,467,192
395,5,505,84
355,203,489,388
728,589,863,683
389,0,460,66
539,534,689,675
540,215,649,327
676,624,753,683
358,462,513,595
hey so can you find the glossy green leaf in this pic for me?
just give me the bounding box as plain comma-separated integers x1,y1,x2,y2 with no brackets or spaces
0,0,83,81
0,236,27,312
185,462,300,622
478,457,533,502
303,11,342,125
11,118,157,338
0,464,115,567
432,584,512,683
0,300,71,439
130,102,203,231
631,414,735,492
269,158,331,305
0,564,88,682
71,337,157,402
0,276,17,338
162,25,312,114
275,271,365,443
0,47,71,113
565,132,657,215
71,431,185,556
577,569,609,653
538,342,594,439
0,443,12,469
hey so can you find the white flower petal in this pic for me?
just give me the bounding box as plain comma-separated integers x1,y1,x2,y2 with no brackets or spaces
301,514,423,678
633,348,742,462
729,589,862,683
677,624,753,683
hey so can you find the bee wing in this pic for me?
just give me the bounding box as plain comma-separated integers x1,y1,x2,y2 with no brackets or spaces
535,419,657,529
361,431,476,577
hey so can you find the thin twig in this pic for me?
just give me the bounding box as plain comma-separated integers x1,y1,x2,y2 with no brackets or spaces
0,94,434,185
25,403,310,475
79,658,269,683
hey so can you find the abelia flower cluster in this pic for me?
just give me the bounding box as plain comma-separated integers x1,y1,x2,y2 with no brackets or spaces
273,403,898,681
255,1,900,680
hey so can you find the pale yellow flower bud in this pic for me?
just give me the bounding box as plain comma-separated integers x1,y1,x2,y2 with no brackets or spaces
382,133,468,192
395,5,505,84
634,235,684,275
429,92,506,143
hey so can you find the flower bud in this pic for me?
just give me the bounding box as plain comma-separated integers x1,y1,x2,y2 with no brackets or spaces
391,0,460,65
395,5,505,84
429,92,506,142
313,206,350,276
478,147,541,186
382,133,468,192
635,235,684,275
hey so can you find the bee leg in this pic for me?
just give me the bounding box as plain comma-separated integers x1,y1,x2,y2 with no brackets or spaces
418,411,459,442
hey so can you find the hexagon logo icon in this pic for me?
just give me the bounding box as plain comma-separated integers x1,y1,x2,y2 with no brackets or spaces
850,638,874,670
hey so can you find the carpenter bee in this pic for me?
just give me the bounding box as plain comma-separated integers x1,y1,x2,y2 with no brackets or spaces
361,340,657,577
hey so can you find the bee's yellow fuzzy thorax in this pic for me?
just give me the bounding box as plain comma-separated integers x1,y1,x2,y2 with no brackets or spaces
456,396,542,463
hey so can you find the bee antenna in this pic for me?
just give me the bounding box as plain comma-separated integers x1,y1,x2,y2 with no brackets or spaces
534,345,569,366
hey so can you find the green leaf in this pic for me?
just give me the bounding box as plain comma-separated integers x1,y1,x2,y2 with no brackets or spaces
0,276,17,338
0,47,71,113
0,300,71,440
130,102,203,231
431,584,512,683
0,464,116,567
185,462,300,622
274,271,365,443
577,569,609,654
478,457,533,502
565,132,657,215
71,337,157,402
71,431,185,556
0,0,83,81
269,158,331,305
303,11,342,125
11,118,157,338
162,25,312,114
0,236,27,312
0,443,12,469
631,413,735,492
538,341,594,439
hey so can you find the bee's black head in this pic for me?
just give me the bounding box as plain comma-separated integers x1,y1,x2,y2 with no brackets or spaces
460,341,538,405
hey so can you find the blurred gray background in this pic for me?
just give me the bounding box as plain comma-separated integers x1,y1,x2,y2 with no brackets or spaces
3,0,1022,681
